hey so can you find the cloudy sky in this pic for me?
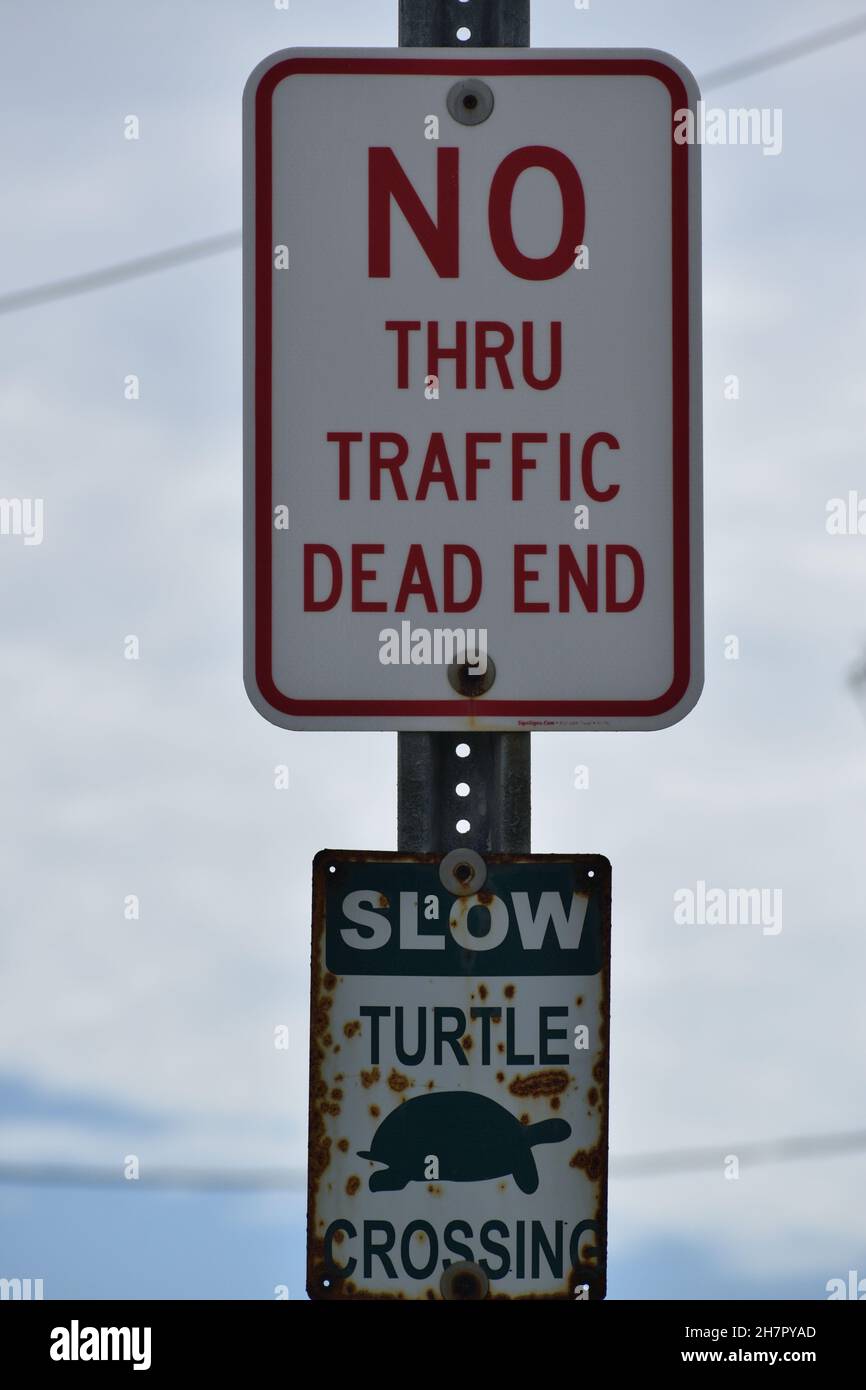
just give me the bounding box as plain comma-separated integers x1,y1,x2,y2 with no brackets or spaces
1,0,865,1299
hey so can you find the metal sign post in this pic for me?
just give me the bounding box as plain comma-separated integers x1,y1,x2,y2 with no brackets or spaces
398,0,531,859
398,0,529,48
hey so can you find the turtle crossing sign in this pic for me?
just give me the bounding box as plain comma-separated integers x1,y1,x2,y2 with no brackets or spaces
307,850,611,1300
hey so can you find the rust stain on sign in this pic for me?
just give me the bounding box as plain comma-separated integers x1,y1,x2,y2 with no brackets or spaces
570,1146,604,1181
508,1070,570,1098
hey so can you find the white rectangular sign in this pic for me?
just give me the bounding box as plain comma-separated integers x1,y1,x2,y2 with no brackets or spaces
307,851,611,1301
243,49,702,730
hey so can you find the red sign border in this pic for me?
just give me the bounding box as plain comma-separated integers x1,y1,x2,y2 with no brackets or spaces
253,56,694,719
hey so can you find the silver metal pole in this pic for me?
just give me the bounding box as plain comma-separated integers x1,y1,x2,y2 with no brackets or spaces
399,0,529,48
397,0,531,856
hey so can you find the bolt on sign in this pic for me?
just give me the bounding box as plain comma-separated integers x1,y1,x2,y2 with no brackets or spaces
243,48,702,731
308,850,611,1300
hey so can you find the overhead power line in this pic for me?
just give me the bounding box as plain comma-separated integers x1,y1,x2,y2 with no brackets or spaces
0,1128,863,1190
612,1128,866,1178
0,1161,305,1191
699,11,866,91
0,14,864,319
0,231,241,315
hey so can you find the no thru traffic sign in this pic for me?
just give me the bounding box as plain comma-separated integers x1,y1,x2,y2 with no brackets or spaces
307,850,611,1300
243,49,703,731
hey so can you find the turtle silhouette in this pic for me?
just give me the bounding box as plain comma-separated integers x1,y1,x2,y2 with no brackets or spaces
357,1090,571,1194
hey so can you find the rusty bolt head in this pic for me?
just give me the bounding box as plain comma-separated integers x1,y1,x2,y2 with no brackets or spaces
440,1260,490,1301
446,79,495,128
439,848,487,897
448,657,496,697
